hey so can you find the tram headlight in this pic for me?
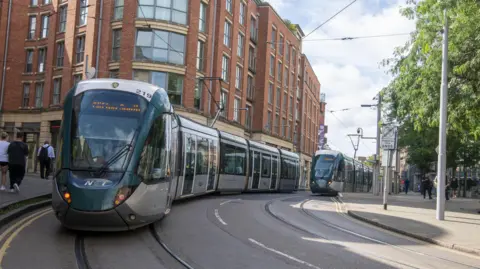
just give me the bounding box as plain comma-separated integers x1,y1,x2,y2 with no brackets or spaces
58,184,72,204
114,186,134,206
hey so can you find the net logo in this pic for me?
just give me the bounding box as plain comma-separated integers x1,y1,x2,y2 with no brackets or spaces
84,179,114,187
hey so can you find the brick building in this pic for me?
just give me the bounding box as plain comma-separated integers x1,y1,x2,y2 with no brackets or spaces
0,0,326,180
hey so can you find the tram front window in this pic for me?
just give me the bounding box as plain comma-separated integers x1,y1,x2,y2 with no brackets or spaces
314,155,335,179
71,90,148,174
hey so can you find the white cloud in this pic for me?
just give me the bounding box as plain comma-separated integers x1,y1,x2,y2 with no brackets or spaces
269,0,416,158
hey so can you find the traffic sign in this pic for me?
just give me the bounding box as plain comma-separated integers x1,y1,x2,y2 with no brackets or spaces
381,126,397,150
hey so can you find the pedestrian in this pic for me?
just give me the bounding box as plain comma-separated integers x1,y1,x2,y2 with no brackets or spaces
404,178,410,194
445,179,450,201
7,132,28,193
0,132,10,191
451,178,458,198
422,177,432,199
37,140,55,179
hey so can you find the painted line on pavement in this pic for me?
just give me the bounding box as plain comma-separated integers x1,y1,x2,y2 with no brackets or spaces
220,199,241,206
248,238,323,269
214,209,227,225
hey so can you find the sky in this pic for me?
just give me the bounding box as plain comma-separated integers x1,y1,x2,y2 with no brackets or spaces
266,0,416,158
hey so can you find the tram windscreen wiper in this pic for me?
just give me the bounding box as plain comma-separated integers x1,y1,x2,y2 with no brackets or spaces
94,144,133,177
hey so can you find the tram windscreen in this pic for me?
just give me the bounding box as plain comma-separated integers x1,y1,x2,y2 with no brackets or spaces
70,90,148,173
314,155,335,178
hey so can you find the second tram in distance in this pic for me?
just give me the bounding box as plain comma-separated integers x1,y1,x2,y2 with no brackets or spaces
310,150,373,196
52,79,300,231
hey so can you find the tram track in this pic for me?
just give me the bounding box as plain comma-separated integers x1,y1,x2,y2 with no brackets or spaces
75,235,92,269
149,224,195,269
298,198,479,269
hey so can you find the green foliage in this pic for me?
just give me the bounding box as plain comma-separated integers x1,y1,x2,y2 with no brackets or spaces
283,19,297,34
383,0,480,169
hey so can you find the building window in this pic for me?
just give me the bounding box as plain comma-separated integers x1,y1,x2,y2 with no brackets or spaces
269,55,274,76
28,16,36,40
276,87,280,108
133,70,184,105
25,50,34,73
233,98,240,122
22,84,30,107
277,62,282,81
271,27,276,49
268,83,273,104
235,65,242,90
279,35,284,55
76,36,85,63
221,55,229,82
114,0,124,20
79,0,88,26
284,67,288,86
58,5,67,32
52,78,61,105
226,0,232,13
56,42,64,67
281,118,286,137
224,21,232,47
40,15,49,38
250,16,257,41
38,48,47,73
112,29,121,61
247,75,254,99
135,30,186,65
286,43,290,62
274,114,279,134
237,33,244,58
240,2,245,25
267,111,272,131
292,49,296,65
110,70,120,78
245,105,252,129
194,81,202,110
196,40,205,71
248,46,255,71
282,93,287,111
31,0,38,6
73,74,82,85
220,90,227,117
137,0,188,25
35,83,44,108
199,2,207,32
289,96,293,115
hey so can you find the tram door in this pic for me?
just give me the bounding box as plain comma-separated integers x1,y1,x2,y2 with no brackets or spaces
270,157,278,190
251,151,260,189
207,140,217,191
182,133,196,195
260,154,271,190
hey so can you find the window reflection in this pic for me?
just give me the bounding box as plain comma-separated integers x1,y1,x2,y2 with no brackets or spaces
135,30,186,65
221,143,246,176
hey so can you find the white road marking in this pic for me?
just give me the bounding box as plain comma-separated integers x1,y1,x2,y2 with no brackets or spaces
220,198,241,206
248,238,323,269
214,209,227,225
338,193,343,198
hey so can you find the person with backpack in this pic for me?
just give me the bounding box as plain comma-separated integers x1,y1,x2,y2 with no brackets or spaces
7,132,29,193
37,140,55,179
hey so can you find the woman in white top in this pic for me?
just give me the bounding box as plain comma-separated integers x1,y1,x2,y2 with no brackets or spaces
0,132,10,190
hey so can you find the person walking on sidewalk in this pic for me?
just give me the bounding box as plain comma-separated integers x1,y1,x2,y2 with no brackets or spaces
450,178,458,198
404,178,410,194
0,132,10,191
421,177,432,199
7,132,28,193
37,141,55,179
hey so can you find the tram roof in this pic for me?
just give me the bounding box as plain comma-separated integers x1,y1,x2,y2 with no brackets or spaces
314,149,341,157
248,140,280,154
219,131,248,146
177,116,219,137
279,149,299,160
74,78,163,102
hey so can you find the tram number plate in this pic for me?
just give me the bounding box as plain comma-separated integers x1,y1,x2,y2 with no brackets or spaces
136,89,152,99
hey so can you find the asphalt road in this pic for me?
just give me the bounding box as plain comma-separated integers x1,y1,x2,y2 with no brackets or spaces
0,192,479,269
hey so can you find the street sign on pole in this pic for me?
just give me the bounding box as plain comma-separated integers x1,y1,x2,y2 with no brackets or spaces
381,126,397,150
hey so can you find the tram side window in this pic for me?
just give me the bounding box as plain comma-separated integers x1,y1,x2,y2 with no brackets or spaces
261,154,271,177
137,116,168,182
196,137,209,175
220,143,246,176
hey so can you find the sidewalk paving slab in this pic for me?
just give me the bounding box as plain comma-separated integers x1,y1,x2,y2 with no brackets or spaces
340,192,480,256
0,173,52,208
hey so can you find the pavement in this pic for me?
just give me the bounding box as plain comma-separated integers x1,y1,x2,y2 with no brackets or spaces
0,172,52,207
341,191,480,255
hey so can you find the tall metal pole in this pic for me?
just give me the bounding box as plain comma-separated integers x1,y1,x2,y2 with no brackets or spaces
374,94,382,195
383,150,392,210
436,9,448,221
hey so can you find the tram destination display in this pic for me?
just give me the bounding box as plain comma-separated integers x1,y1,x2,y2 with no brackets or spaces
92,101,141,113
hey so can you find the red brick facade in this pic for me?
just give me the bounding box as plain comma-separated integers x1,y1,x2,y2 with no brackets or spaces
0,0,326,158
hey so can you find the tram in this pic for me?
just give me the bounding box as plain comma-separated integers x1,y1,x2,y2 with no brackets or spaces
51,79,300,231
310,150,373,196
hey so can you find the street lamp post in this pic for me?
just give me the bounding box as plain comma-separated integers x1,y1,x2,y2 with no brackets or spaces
361,94,382,195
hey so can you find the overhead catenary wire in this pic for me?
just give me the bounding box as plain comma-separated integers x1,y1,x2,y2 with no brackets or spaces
303,33,411,42
328,110,374,153
303,0,358,39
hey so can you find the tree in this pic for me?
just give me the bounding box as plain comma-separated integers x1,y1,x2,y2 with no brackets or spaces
383,0,480,171
283,19,297,34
